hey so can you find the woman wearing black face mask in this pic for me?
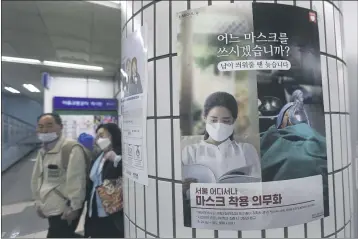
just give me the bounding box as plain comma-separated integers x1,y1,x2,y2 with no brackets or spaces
84,123,124,238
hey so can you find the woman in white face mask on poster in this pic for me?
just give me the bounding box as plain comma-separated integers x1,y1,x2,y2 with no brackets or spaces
84,123,124,238
182,92,261,190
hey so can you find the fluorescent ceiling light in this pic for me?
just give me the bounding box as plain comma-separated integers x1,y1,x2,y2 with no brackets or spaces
23,84,41,93
2,56,41,65
43,61,103,71
2,56,104,72
4,86,20,94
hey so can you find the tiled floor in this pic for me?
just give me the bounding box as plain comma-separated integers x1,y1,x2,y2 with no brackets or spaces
1,151,86,238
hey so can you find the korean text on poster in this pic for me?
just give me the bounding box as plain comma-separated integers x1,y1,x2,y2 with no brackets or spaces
120,27,149,186
178,2,328,231
190,175,324,230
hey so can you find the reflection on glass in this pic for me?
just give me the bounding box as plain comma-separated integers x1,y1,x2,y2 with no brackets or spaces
258,96,283,116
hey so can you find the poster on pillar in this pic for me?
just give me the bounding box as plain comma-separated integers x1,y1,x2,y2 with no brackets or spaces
120,26,149,186
177,2,328,230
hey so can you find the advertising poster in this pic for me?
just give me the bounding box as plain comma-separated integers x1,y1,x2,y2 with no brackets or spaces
94,115,118,131
53,97,119,140
178,2,328,230
120,27,149,186
62,115,94,139
61,115,117,140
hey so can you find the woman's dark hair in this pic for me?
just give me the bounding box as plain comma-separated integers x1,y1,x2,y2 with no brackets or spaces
96,123,122,155
203,92,238,118
203,91,238,140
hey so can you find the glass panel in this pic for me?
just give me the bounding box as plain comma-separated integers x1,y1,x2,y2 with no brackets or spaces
1,113,36,147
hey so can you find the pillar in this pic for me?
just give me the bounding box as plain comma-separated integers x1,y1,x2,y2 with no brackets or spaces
120,0,355,238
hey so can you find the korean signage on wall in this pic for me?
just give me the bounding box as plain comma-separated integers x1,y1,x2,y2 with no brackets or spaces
177,2,328,230
52,96,118,140
53,96,118,111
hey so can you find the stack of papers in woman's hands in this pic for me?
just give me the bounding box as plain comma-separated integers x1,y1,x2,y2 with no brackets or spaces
182,164,217,183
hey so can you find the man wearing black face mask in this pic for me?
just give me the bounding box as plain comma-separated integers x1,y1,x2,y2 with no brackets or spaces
31,113,87,238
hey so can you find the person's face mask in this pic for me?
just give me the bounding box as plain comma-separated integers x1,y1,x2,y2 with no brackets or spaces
38,132,58,143
206,122,234,142
97,137,111,150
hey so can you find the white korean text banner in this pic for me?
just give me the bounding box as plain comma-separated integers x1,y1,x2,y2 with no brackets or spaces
190,175,324,230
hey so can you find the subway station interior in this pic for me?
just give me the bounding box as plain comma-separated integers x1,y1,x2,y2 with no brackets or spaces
1,0,357,238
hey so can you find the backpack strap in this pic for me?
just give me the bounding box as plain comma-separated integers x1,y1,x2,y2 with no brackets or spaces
58,141,92,208
61,141,80,170
61,140,93,177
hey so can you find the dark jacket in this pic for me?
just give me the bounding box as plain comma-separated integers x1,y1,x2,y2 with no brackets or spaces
84,148,123,236
85,149,122,201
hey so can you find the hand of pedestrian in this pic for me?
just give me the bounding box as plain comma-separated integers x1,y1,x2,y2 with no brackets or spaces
36,206,46,219
61,209,80,222
104,150,117,161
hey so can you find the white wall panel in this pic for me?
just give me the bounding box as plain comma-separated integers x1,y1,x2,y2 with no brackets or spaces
43,75,114,113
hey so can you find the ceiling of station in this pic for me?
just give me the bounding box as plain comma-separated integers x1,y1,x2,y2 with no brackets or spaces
1,1,122,102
